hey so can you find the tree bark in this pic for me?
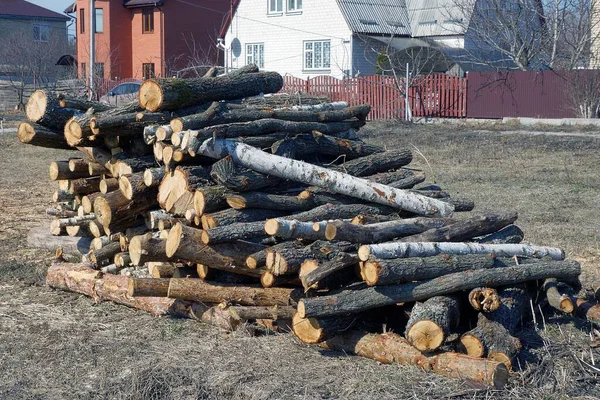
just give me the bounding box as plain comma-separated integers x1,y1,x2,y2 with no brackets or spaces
157,166,211,209
268,241,354,276
405,295,461,352
143,167,165,187
201,208,288,229
297,260,580,318
475,225,524,244
201,221,267,244
100,178,119,194
575,299,600,324
335,149,413,177
66,177,102,195
27,226,92,257
469,287,501,312
18,122,73,150
114,252,132,268
260,271,301,288
211,155,279,192
299,252,360,291
264,219,328,241
26,90,78,131
197,139,453,217
319,330,509,389
226,192,318,211
57,94,113,112
94,190,157,230
192,185,233,216
139,71,284,112
89,241,121,266
49,161,91,181
358,242,565,262
108,154,156,178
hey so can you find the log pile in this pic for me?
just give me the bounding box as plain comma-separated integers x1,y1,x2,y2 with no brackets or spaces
18,66,597,389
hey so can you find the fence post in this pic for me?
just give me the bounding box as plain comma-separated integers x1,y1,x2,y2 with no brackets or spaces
305,76,310,94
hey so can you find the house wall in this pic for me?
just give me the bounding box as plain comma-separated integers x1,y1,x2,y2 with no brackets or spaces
0,17,66,44
224,0,354,79
130,7,163,79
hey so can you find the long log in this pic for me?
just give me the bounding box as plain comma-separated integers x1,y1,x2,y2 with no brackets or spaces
94,190,157,230
297,260,581,318
26,90,78,130
27,226,92,257
17,122,73,150
49,161,91,181
201,221,268,244
319,330,509,389
358,242,565,262
405,295,461,352
336,149,413,177
128,277,171,297
57,95,113,112
226,192,317,211
139,71,284,112
196,139,453,217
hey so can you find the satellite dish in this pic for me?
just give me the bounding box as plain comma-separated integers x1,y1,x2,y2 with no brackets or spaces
231,38,242,58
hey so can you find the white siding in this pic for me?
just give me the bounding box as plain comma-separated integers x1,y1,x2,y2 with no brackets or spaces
224,0,354,79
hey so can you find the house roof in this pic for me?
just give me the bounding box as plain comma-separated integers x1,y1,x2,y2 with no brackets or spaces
0,0,69,21
123,0,165,8
64,2,76,14
405,0,470,37
336,0,411,36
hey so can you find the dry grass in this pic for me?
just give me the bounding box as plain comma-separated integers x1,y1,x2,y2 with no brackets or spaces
0,121,599,399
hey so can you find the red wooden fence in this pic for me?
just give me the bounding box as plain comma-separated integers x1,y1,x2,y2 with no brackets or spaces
281,74,467,120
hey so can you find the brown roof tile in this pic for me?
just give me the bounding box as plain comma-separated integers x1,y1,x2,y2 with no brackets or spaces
0,0,69,20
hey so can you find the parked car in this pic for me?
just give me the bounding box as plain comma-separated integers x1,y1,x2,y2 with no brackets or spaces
100,82,142,106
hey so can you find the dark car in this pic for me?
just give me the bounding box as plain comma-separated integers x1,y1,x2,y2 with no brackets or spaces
100,82,142,106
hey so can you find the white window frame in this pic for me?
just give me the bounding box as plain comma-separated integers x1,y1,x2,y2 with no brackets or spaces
304,40,331,70
287,0,302,12
246,43,265,68
33,23,49,42
268,0,283,13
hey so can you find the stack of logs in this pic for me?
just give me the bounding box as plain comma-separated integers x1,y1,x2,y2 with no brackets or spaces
18,65,600,390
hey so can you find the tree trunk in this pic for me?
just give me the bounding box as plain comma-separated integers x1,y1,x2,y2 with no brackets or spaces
18,122,73,150
543,278,575,314
245,240,304,269
26,90,78,131
197,140,453,217
119,172,157,200
94,190,157,230
157,166,211,209
481,286,530,333
139,71,284,112
475,225,524,244
469,287,501,312
324,217,452,243
292,313,356,344
100,178,119,194
268,241,354,276
404,295,461,352
297,260,580,318
385,171,427,190
167,278,300,306
114,252,132,268
319,330,509,389
143,167,165,187
211,155,279,192
358,242,565,262
260,271,301,288
66,177,101,195
226,192,318,211
299,252,359,291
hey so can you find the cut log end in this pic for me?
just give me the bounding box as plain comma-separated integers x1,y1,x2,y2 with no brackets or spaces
292,313,326,344
297,300,307,318
138,80,163,112
17,122,36,143
469,288,501,312
246,255,258,269
406,320,445,352
25,90,48,122
165,222,183,258
227,197,246,210
119,176,134,200
558,296,575,314
264,219,280,236
357,245,371,262
324,223,337,241
458,334,485,358
170,119,184,133
362,261,380,286
488,351,513,371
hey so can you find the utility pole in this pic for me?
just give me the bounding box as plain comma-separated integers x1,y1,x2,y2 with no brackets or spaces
89,0,96,100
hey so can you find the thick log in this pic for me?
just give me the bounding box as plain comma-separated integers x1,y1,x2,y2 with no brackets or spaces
299,252,360,291
166,223,267,278
480,286,530,334
264,219,328,241
89,241,121,266
475,225,524,244
167,278,300,306
336,149,413,177
297,260,581,318
362,254,514,286
26,90,78,130
76,146,112,167
139,71,284,112
469,287,501,312
49,161,91,181
46,262,195,317
192,186,233,216
94,190,157,230
18,122,73,150
128,277,171,297
319,331,509,389
543,278,575,314
324,217,452,244
292,313,356,344
89,111,173,136
100,178,119,194
129,233,171,266
246,241,304,269
211,155,279,192
358,242,565,262
27,226,92,257
201,208,288,229
197,139,452,217
405,295,461,352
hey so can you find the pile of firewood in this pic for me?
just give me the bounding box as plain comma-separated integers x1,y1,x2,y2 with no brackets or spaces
18,65,600,389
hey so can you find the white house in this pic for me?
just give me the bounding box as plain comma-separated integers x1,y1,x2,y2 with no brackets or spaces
219,0,545,78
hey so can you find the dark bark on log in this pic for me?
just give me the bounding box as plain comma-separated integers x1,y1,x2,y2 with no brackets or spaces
335,149,413,177
475,225,524,244
139,71,284,112
58,95,113,112
143,167,165,187
211,156,279,192
575,299,600,324
108,154,156,177
292,313,356,344
297,260,580,318
405,295,461,352
18,122,73,150
201,221,267,244
385,171,427,189
119,172,157,200
89,241,121,266
26,90,78,130
227,192,317,211
319,330,509,389
67,177,101,195
268,241,354,276
90,111,173,136
260,271,301,288
401,212,518,243
192,185,233,216
114,252,132,268
367,168,422,185
246,241,304,269
469,287,501,312
264,219,329,241
324,217,453,244
201,208,288,229
442,197,475,212
286,203,395,223
94,189,157,229
543,278,575,314
484,286,530,334
299,252,360,291
100,178,119,194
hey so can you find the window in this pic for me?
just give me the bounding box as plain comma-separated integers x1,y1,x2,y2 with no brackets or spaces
95,8,103,33
246,43,264,68
143,9,154,33
95,63,105,79
81,62,87,80
80,8,85,33
269,0,283,13
288,0,302,11
33,24,49,42
304,40,331,70
143,63,155,79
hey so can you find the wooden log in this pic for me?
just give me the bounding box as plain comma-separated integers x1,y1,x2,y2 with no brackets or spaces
149,262,177,278
119,172,157,200
26,90,78,130
129,233,171,266
88,221,104,238
575,299,600,323
226,192,317,211
154,124,173,141
139,71,284,112
27,226,92,257
52,190,75,202
46,208,77,218
114,252,132,268
211,155,279,192
157,166,211,209
324,217,452,244
358,242,565,262
167,278,300,306
99,178,119,194
543,278,575,314
201,208,288,229
197,139,452,217
268,241,353,276
107,154,156,178
292,313,356,344
145,210,173,230
66,177,102,195
94,190,157,230
89,241,121,266
469,287,501,312
319,330,509,389
246,241,304,269
57,94,113,112
475,225,524,244
127,277,171,297
260,271,301,288
90,233,122,251
192,186,233,216
165,223,266,278
76,146,112,167
49,161,91,181
362,254,508,286
17,122,73,149
201,221,267,244
89,111,173,137
336,149,413,177
479,286,530,333
264,219,328,241
299,252,360,291
297,260,581,318
385,171,427,190
405,295,461,352
143,167,165,187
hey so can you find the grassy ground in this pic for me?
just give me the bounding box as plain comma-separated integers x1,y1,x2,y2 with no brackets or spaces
0,119,599,399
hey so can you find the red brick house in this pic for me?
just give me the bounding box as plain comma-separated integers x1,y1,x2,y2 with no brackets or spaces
68,0,231,80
